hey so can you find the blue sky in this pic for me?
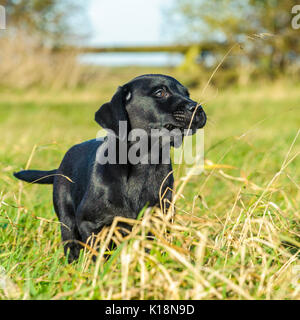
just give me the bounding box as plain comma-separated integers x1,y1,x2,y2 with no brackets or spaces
87,0,174,45
81,0,182,66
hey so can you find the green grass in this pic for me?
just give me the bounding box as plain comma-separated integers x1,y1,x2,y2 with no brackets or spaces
0,79,299,300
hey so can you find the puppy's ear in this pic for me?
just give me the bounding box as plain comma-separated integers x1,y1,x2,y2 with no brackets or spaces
95,86,130,139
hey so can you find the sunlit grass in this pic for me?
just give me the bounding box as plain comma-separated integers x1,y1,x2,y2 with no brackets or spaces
0,79,299,299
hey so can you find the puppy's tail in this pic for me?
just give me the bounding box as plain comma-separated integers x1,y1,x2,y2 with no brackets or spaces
13,169,58,184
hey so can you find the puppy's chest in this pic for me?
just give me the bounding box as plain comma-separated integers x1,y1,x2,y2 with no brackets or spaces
125,165,173,212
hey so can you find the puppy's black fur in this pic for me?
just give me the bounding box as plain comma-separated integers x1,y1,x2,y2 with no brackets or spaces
14,74,206,262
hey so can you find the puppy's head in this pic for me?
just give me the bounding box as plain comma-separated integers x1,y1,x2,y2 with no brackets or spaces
95,74,206,140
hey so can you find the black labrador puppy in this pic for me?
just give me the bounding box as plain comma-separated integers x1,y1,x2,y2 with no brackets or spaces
14,74,206,262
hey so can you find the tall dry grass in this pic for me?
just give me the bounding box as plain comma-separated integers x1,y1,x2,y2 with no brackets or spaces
0,31,103,90
0,82,299,300
72,132,299,300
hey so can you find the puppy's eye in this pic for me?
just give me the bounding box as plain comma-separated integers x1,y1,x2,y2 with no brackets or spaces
125,91,132,101
154,89,169,98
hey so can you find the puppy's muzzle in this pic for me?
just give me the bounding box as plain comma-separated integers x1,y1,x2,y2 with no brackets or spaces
173,102,206,130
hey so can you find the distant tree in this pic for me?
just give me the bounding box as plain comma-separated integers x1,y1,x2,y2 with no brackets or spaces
170,0,300,76
0,0,89,45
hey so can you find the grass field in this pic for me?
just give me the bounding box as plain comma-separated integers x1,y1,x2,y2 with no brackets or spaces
0,74,299,300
